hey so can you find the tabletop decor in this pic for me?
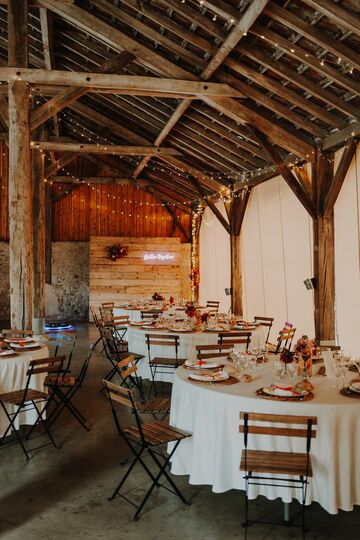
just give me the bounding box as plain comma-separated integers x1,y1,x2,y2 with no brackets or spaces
106,243,128,261
294,335,315,377
185,304,197,318
152,292,164,301
256,387,314,401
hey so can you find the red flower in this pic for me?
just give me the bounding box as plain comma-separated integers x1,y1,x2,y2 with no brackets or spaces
201,312,209,323
169,296,175,305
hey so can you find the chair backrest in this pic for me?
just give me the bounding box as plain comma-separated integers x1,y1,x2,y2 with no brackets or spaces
27,356,65,386
90,306,101,327
275,327,296,353
112,315,130,327
206,301,220,312
196,343,233,361
77,344,95,385
141,310,162,321
103,379,145,442
52,333,77,372
2,329,33,337
218,331,251,350
101,302,114,308
116,354,137,382
100,306,114,325
240,412,317,453
254,316,274,342
146,333,180,359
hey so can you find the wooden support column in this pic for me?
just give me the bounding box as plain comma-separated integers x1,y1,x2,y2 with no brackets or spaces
8,81,32,329
32,134,45,333
313,152,335,342
8,0,31,329
191,205,204,303
45,182,52,285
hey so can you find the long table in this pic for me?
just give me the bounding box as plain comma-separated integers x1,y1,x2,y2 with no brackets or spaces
169,362,360,514
127,325,267,381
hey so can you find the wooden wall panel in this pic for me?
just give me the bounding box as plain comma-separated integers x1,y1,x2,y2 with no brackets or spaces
89,236,191,310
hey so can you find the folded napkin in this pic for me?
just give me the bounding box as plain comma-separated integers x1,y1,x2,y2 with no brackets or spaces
272,385,295,396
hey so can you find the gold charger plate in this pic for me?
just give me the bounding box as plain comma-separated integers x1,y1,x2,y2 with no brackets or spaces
183,363,224,371
256,387,314,401
188,375,239,386
340,387,360,399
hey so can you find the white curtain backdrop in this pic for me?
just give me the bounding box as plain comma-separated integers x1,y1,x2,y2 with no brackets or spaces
199,146,360,351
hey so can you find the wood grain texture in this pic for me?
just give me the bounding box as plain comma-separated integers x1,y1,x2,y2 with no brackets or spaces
89,236,190,311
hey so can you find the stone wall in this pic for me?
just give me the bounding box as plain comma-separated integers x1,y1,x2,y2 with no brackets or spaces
46,242,89,321
0,242,10,322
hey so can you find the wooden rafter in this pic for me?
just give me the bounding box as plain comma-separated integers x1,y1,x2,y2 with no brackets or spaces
190,177,230,234
322,121,360,151
300,0,360,40
249,126,316,218
44,151,81,178
31,141,180,155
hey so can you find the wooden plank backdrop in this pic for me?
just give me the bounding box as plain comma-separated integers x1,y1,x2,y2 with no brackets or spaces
89,236,191,311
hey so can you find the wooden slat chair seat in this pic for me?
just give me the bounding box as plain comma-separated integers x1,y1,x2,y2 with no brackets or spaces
44,375,76,386
103,380,191,520
0,356,65,460
218,331,252,351
267,327,296,354
240,412,317,536
146,333,185,396
254,316,274,343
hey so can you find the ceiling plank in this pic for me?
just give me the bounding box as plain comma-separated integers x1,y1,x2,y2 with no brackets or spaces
322,121,360,151
249,126,316,218
32,141,180,155
323,139,358,217
203,96,316,161
31,51,135,130
264,2,360,71
300,0,360,40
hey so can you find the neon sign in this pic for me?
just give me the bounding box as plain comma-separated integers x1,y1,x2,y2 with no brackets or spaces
144,253,175,261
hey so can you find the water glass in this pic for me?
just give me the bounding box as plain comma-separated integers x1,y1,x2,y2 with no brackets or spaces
273,360,285,380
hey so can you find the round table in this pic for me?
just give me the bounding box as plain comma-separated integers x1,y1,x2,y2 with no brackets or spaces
127,325,267,382
0,343,49,435
169,362,360,514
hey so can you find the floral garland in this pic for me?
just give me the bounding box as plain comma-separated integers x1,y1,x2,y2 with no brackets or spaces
106,244,128,261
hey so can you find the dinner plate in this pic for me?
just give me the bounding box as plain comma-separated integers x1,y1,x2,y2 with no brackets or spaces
131,321,144,326
185,360,221,369
205,327,228,332
349,380,360,393
173,328,192,332
4,337,34,343
262,385,309,397
0,350,18,358
189,370,229,382
10,342,40,350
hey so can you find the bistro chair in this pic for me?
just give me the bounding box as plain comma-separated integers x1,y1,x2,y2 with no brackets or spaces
254,316,274,343
112,315,130,344
48,332,77,375
1,329,33,338
141,310,162,322
44,345,94,432
206,300,220,313
268,327,296,354
196,343,233,362
89,306,104,350
100,304,114,326
218,331,252,351
145,333,185,396
103,380,191,520
0,356,64,460
240,412,317,537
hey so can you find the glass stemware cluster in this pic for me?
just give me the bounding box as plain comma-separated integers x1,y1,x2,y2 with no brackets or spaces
331,351,350,390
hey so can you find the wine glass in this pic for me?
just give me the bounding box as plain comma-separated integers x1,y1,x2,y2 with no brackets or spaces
331,360,343,389
287,362,297,384
273,360,285,381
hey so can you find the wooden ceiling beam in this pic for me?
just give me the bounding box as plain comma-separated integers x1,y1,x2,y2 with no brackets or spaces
203,96,316,161
157,155,227,192
322,121,360,151
0,68,240,98
32,141,180,155
300,0,360,40
224,57,346,128
50,175,131,185
323,139,358,217
44,151,81,178
31,51,135,130
237,44,359,120
190,176,231,234
251,23,360,97
249,126,316,218
0,96,9,128
264,2,360,72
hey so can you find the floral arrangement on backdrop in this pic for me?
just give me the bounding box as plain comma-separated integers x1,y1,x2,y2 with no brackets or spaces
106,244,128,261
152,292,164,302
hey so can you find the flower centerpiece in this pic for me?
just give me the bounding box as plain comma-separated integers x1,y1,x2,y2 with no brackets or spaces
169,296,175,305
106,244,128,261
201,311,210,324
152,292,164,302
280,348,294,365
294,335,314,377
185,304,197,318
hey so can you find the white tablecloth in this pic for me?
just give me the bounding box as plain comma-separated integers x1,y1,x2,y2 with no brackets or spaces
127,325,266,382
0,344,49,436
114,306,166,323
169,362,360,514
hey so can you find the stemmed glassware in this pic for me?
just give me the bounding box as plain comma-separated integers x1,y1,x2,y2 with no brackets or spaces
331,360,343,389
273,360,285,381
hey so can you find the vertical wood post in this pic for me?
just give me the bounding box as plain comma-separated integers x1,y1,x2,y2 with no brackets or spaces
313,152,335,342
8,81,32,329
190,205,203,303
230,233,242,316
45,182,52,284
8,0,31,330
32,143,45,333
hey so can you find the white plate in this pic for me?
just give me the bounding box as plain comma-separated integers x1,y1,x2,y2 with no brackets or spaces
205,327,227,332
4,337,34,343
262,385,308,397
173,328,191,332
131,321,144,326
185,360,221,369
189,370,229,382
10,342,40,350
0,350,18,357
350,381,360,393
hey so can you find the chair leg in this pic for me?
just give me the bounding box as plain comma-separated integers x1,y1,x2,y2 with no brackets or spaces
31,400,60,450
110,446,148,500
0,403,31,460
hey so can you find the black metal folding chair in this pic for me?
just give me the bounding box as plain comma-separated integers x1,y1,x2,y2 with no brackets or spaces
146,333,185,397
254,316,274,343
240,412,317,538
44,345,94,431
0,356,64,460
103,380,191,520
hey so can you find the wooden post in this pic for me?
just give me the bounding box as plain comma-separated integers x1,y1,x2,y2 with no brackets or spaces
45,182,52,285
313,152,335,342
230,233,242,316
8,81,32,329
191,205,203,303
32,139,45,333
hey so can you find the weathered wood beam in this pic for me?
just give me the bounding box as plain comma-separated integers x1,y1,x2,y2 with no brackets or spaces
322,122,360,151
32,141,180,155
31,51,135,130
0,68,240,98
32,132,45,333
0,96,9,128
323,139,358,218
249,126,316,218
44,151,81,178
7,0,28,67
45,182,52,284
300,0,360,40
204,96,316,161
153,193,191,242
190,177,231,234
50,176,132,185
265,2,360,72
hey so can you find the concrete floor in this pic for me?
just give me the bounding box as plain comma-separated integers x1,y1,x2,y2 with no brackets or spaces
1,323,359,540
